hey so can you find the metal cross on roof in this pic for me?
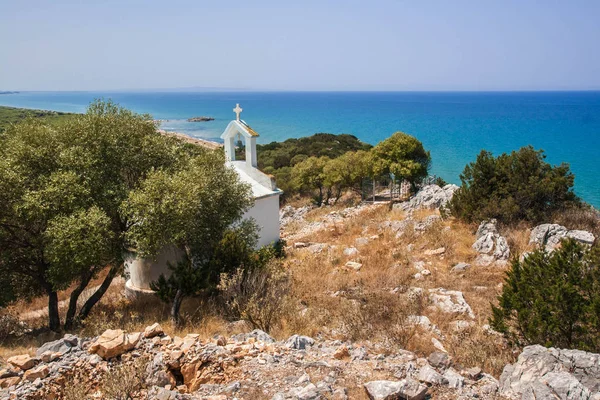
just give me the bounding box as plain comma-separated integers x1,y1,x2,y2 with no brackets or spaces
233,103,243,121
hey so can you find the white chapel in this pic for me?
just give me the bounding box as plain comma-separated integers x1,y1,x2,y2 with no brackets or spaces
221,103,282,247
124,104,282,297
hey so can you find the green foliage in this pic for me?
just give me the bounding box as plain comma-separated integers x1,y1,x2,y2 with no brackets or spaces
123,153,255,325
448,146,578,224
371,131,431,187
491,239,600,351
0,106,76,133
257,133,372,195
433,176,448,187
290,156,331,205
0,100,191,329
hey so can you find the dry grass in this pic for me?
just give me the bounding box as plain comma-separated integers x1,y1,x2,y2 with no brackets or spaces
1,201,529,378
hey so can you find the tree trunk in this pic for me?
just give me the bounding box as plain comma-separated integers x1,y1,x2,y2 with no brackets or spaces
47,290,60,332
77,264,120,321
171,289,184,328
65,270,94,330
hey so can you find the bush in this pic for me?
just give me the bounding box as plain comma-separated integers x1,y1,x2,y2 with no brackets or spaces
447,146,578,224
491,239,600,351
218,261,291,333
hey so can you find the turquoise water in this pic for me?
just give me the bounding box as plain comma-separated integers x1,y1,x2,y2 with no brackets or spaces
1,91,599,207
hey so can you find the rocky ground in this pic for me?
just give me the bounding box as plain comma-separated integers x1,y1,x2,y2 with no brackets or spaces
1,185,599,399
1,324,599,399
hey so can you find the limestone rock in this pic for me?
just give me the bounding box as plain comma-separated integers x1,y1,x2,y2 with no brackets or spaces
424,247,445,256
530,223,595,252
364,379,427,400
428,288,475,319
451,262,470,273
88,329,138,360
397,184,459,211
343,261,362,271
0,376,21,389
499,345,600,399
144,322,164,338
343,247,359,256
443,368,464,389
23,364,49,381
472,219,510,265
7,354,36,371
417,364,448,385
232,329,275,343
428,352,450,369
285,334,315,350
36,334,79,356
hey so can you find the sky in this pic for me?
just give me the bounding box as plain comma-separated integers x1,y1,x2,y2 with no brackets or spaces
1,0,599,91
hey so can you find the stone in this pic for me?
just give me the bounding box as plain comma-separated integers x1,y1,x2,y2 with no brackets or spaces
232,329,275,343
296,383,319,400
443,368,464,389
146,352,174,387
463,367,482,380
428,288,475,318
417,364,448,385
397,184,459,211
530,224,595,252
0,376,21,389
355,237,370,246
88,329,138,360
343,261,362,271
451,262,470,272
333,345,350,360
364,379,427,400
285,334,315,350
36,334,79,357
7,354,37,371
431,338,447,353
472,220,510,265
428,352,450,369
39,351,61,363
23,365,49,381
500,344,600,398
343,247,359,256
424,247,445,256
144,322,164,338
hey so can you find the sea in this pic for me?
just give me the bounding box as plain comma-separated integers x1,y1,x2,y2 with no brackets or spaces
1,91,599,208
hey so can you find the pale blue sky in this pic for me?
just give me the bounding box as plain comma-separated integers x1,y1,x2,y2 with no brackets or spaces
1,0,599,91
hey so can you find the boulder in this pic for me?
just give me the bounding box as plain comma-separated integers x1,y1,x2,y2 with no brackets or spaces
530,223,595,252
443,368,464,389
7,354,36,371
499,345,600,399
36,334,79,357
417,364,448,385
364,379,427,400
343,247,359,256
397,184,459,211
285,335,315,350
88,329,139,360
0,376,21,389
472,220,510,266
144,322,164,338
428,288,475,319
428,352,450,369
451,262,470,273
23,365,49,382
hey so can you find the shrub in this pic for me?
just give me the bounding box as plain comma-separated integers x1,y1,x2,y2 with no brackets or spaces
218,261,291,333
447,146,578,224
100,356,149,400
491,239,600,351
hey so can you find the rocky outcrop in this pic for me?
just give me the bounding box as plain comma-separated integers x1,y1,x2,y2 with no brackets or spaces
529,223,595,252
88,328,141,360
0,325,508,399
428,288,475,319
499,345,600,399
397,184,459,211
472,219,510,266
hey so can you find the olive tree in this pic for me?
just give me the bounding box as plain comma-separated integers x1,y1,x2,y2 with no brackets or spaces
121,152,254,326
0,100,188,330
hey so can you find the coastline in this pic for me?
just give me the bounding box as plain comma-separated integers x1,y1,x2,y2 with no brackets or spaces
159,129,222,150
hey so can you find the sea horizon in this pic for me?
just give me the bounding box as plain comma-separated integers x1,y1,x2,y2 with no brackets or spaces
1,90,599,208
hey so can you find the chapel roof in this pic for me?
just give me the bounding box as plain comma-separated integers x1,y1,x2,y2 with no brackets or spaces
239,120,260,137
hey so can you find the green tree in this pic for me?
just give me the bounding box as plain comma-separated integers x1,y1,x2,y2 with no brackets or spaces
447,146,578,224
322,150,376,201
491,239,600,351
121,152,254,326
291,156,331,206
371,132,431,188
0,100,189,330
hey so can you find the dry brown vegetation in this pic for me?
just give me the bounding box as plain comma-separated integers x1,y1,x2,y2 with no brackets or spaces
1,199,562,378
